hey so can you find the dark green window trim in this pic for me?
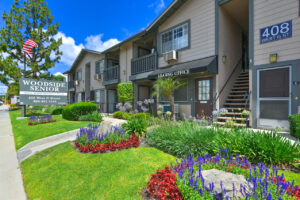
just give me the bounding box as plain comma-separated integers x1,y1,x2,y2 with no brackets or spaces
157,19,191,56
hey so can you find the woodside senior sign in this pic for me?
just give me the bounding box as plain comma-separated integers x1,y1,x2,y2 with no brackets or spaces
20,78,68,105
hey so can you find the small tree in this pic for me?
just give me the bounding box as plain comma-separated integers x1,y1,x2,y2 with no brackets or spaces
152,77,186,121
117,82,133,103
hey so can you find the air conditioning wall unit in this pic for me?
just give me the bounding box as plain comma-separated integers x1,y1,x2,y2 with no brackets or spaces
75,80,79,86
163,50,177,62
94,74,102,80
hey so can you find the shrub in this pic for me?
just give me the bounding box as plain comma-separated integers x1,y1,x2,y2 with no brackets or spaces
113,111,133,120
51,107,63,115
62,102,97,121
133,112,151,120
289,114,300,139
78,111,103,122
10,103,17,107
117,82,133,103
122,118,148,137
27,115,56,126
147,121,300,165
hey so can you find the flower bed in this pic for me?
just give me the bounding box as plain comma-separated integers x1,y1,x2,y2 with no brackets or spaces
147,149,299,200
75,123,140,153
27,115,56,126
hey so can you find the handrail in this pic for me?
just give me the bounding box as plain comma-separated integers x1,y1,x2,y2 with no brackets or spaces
211,57,242,111
131,52,157,75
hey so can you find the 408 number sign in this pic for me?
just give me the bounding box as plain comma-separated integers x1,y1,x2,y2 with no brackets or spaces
260,20,292,44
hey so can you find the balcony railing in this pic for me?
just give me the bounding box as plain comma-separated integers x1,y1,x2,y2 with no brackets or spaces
104,65,119,82
68,81,75,90
131,53,157,75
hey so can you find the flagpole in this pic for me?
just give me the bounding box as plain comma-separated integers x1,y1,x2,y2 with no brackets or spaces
21,53,26,117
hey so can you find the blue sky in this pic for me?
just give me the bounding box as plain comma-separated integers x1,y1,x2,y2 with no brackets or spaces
0,0,173,78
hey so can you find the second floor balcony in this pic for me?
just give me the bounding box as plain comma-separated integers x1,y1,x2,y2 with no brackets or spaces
131,53,157,75
103,65,119,85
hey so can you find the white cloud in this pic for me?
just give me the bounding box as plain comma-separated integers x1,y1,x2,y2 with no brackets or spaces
148,0,165,14
84,34,120,52
53,32,84,66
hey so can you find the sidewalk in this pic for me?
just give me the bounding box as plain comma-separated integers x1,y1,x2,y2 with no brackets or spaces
0,105,27,200
17,116,126,163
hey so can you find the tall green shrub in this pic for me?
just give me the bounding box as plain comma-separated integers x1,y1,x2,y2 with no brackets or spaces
289,114,300,139
62,102,97,121
117,82,133,103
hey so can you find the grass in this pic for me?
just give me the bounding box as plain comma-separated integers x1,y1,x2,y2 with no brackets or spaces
21,143,176,200
9,110,93,150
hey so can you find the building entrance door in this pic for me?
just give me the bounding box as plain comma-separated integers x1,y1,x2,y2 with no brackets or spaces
107,90,117,113
195,77,213,119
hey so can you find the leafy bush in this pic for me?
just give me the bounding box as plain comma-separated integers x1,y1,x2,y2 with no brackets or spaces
113,111,133,120
133,112,151,120
147,121,300,165
289,114,300,139
51,107,63,115
117,82,133,103
62,102,97,121
78,111,103,122
10,103,17,107
122,118,148,137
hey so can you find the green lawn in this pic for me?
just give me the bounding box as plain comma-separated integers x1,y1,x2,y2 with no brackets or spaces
21,143,176,200
9,110,93,150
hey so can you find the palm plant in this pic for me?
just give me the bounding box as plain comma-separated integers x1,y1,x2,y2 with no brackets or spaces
152,77,186,121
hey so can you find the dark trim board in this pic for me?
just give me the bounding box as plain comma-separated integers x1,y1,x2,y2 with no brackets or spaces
251,59,300,128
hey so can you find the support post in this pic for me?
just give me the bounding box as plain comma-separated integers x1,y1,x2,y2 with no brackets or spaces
21,54,26,117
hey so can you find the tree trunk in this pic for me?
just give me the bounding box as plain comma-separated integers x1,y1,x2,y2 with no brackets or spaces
168,95,176,121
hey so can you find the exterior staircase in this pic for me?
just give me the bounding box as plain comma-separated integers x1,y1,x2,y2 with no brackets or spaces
215,71,250,127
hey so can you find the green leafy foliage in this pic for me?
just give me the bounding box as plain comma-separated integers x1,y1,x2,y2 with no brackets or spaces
147,121,300,165
62,102,97,121
0,0,62,80
122,118,148,137
78,111,103,122
289,114,300,139
117,82,133,103
113,111,133,120
133,112,151,120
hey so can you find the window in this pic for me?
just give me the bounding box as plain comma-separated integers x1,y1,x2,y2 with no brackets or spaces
198,80,210,101
95,90,105,104
76,70,82,81
96,60,105,74
161,22,189,53
95,90,100,103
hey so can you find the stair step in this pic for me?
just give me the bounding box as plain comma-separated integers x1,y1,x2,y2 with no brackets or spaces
225,112,243,116
225,107,248,111
226,99,246,102
228,94,248,97
230,90,248,94
214,122,246,127
232,87,249,90
224,103,246,106
217,117,248,121
233,83,249,87
235,80,249,84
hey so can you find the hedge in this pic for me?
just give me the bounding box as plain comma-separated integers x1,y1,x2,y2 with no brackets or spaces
117,82,133,103
289,114,300,139
62,102,97,121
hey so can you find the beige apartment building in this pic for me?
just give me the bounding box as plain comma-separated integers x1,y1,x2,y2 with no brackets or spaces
65,0,300,130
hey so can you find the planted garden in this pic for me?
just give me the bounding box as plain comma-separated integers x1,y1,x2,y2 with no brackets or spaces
146,149,300,200
75,123,140,153
28,114,56,126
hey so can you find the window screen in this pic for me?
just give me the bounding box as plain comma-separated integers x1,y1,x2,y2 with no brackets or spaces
260,100,289,120
259,68,289,98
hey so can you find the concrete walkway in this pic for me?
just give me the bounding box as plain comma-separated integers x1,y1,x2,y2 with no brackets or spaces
0,105,27,200
17,116,126,163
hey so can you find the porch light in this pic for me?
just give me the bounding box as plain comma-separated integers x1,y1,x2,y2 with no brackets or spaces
222,55,227,64
269,53,278,63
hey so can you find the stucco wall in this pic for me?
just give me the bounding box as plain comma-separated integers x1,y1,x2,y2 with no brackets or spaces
74,53,105,100
253,0,300,65
119,43,133,83
157,0,215,68
217,7,243,108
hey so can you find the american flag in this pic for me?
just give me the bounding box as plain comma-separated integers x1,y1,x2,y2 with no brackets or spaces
23,39,38,56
